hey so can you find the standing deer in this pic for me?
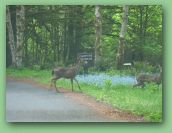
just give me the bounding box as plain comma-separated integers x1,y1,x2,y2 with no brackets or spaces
50,59,84,92
133,65,162,88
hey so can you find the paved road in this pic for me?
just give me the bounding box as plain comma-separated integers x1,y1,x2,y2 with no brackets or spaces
6,79,115,122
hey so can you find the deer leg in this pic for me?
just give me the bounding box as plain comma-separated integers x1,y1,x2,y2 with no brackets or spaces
71,79,74,92
141,83,145,88
50,78,55,91
133,82,144,88
50,78,59,92
74,78,81,91
133,82,139,88
50,77,59,93
50,78,55,88
54,79,60,93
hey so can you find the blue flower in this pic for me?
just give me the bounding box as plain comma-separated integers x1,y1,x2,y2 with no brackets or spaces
76,73,136,87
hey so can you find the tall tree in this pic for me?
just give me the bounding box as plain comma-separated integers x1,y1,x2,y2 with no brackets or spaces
15,5,25,67
116,5,129,69
94,5,102,66
6,5,162,69
6,6,16,67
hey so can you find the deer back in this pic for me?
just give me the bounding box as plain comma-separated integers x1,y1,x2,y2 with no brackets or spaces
52,59,83,79
52,67,67,77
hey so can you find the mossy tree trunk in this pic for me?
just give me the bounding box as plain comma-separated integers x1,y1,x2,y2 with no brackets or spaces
7,6,17,67
15,5,25,68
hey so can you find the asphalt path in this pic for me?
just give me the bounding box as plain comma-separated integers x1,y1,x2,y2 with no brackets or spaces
6,79,116,122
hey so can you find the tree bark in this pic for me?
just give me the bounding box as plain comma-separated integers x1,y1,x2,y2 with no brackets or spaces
6,6,16,67
16,5,25,67
116,5,129,69
94,5,102,66
63,12,67,64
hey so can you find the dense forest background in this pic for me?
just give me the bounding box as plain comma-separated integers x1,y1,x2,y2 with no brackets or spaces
6,5,162,71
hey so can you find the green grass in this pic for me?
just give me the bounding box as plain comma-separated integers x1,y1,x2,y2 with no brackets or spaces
6,68,162,122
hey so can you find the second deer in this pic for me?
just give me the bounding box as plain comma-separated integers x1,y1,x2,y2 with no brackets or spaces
133,65,162,88
50,59,84,92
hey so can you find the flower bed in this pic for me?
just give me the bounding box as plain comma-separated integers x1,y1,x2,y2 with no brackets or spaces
76,74,136,87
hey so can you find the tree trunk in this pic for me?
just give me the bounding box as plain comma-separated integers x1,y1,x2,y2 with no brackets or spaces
6,6,16,67
139,6,144,61
94,5,102,66
16,5,25,68
116,5,129,69
63,12,67,64
56,26,60,62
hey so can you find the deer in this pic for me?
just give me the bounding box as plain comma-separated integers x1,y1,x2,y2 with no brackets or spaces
50,59,84,92
133,65,162,88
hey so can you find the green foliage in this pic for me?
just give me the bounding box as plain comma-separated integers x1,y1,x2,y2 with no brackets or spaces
105,68,136,76
142,42,162,64
93,84,162,122
94,59,111,71
6,5,162,69
6,5,162,70
104,79,113,90
32,65,41,70
134,61,156,73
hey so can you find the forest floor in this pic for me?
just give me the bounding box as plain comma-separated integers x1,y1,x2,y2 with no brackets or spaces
6,77,145,122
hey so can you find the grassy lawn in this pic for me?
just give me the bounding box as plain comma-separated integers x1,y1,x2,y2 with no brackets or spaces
6,68,162,122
